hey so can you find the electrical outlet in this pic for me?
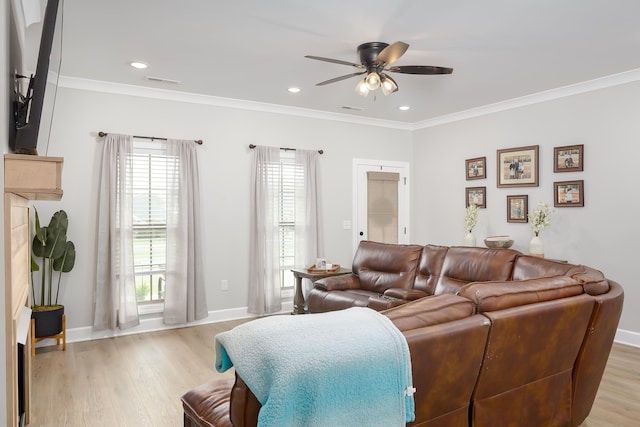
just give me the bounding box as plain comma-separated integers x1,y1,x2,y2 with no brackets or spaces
221,279,229,291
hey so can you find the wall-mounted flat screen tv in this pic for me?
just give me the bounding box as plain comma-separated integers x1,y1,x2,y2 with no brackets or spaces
12,0,63,156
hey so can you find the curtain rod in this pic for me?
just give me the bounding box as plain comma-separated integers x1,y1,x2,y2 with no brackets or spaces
248,144,323,154
98,131,203,145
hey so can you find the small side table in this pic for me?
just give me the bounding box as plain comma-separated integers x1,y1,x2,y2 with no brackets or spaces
290,267,351,314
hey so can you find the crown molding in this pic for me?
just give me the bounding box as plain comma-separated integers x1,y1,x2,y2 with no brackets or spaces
59,68,640,132
57,76,414,130
411,68,640,130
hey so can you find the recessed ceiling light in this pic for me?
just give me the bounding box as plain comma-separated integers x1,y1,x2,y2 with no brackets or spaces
130,61,148,69
398,105,410,111
288,87,301,93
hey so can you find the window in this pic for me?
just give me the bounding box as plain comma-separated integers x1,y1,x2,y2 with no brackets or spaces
248,145,322,315
276,151,303,289
129,141,174,303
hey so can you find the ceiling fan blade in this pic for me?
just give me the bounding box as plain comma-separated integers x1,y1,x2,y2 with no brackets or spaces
315,72,366,86
305,55,364,69
387,65,453,75
376,41,409,66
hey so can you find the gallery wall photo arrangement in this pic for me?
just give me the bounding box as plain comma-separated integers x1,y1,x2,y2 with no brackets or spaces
507,195,528,223
466,186,486,208
554,144,583,172
497,145,539,188
554,180,584,207
466,157,486,180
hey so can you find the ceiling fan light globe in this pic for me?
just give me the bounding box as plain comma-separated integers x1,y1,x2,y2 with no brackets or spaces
365,72,381,90
381,76,398,95
355,79,370,96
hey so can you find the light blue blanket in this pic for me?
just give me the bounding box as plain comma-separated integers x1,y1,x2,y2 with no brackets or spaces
215,307,415,427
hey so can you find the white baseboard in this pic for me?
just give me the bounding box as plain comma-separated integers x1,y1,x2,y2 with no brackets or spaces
614,328,640,348
34,301,294,347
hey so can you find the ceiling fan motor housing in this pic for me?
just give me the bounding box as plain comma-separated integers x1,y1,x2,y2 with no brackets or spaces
357,42,389,69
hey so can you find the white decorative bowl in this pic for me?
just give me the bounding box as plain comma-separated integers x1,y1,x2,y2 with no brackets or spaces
484,236,514,249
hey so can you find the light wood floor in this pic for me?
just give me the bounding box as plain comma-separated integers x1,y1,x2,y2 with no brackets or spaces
30,320,640,426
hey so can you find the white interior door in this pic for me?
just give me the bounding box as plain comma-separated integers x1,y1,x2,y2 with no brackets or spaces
353,159,410,252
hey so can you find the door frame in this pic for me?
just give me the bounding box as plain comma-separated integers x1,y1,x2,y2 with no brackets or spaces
352,158,410,253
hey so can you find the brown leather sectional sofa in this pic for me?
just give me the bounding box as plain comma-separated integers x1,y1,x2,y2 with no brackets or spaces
182,241,624,427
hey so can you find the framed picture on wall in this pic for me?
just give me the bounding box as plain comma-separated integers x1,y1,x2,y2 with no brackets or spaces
497,145,539,188
554,144,584,172
465,157,486,180
507,195,528,223
554,180,584,207
466,186,486,208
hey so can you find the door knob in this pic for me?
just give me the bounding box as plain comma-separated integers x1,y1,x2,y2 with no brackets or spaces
359,231,364,236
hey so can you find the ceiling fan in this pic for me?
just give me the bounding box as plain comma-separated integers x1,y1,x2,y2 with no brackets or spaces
305,41,453,96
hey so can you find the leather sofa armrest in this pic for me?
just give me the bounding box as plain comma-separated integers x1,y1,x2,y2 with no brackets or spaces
384,288,429,301
314,274,360,291
571,265,610,295
367,294,407,311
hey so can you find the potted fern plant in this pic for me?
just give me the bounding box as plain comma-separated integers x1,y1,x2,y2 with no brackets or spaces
31,209,76,338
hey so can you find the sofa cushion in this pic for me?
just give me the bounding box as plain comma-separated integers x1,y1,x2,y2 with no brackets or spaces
435,247,520,295
459,276,584,312
367,294,407,311
352,241,423,293
384,288,429,301
512,255,575,281
181,378,235,427
384,294,476,332
413,244,449,295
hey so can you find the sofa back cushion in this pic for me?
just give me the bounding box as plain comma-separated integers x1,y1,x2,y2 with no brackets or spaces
413,244,449,295
512,255,576,281
458,276,584,313
352,240,423,293
434,247,519,295
384,294,475,332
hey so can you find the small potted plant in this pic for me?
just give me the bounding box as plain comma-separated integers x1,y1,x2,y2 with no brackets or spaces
31,209,76,338
528,202,553,257
463,204,479,246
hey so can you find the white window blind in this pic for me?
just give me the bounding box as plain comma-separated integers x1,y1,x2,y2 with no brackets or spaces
129,141,175,303
276,152,303,289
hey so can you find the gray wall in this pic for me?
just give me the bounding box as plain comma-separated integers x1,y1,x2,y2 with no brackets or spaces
10,56,640,349
412,80,640,344
37,86,413,331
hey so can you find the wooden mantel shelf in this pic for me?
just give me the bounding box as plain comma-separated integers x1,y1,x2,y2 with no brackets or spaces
4,154,64,200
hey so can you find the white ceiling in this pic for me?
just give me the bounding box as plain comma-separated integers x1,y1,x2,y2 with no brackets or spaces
34,0,640,124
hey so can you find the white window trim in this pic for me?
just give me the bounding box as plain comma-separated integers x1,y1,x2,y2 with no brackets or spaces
137,302,165,315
